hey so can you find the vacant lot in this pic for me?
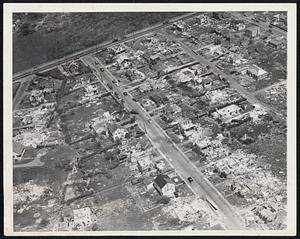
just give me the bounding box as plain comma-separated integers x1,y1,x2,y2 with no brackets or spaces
13,12,187,73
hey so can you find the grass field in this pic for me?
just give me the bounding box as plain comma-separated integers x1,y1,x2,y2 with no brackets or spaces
13,12,187,73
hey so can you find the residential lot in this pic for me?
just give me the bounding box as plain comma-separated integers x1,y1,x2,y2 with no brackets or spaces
13,11,287,231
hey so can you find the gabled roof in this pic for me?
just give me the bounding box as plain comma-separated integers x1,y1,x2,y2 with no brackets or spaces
246,25,260,32
154,174,173,189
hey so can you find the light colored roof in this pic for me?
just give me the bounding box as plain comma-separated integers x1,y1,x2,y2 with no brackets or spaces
247,25,260,31
248,64,267,76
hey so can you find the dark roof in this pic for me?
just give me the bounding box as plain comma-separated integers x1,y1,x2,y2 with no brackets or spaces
107,124,119,134
154,174,172,189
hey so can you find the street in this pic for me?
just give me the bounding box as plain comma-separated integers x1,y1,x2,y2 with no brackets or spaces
82,55,245,230
162,32,285,122
13,12,199,82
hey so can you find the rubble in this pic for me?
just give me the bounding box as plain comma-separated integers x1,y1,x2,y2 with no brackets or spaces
162,196,216,223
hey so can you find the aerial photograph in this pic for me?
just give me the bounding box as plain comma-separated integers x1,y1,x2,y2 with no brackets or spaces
11,10,288,232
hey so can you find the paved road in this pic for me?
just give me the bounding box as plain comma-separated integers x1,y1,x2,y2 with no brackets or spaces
231,12,286,37
253,80,286,95
13,76,32,110
82,55,245,230
163,32,285,122
13,12,199,82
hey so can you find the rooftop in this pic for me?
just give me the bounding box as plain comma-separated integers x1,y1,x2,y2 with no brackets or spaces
154,174,173,189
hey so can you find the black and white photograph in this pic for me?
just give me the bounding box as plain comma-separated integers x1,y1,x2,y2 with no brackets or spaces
3,3,297,236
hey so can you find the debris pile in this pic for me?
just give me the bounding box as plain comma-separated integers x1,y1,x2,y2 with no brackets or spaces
163,196,216,223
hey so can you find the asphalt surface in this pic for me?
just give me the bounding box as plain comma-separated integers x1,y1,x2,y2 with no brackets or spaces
82,55,245,230
13,76,32,110
231,12,286,37
13,12,199,82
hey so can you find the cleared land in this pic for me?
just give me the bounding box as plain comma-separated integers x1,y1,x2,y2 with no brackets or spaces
13,12,186,73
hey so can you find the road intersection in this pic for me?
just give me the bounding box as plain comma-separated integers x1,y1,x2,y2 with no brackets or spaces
82,55,245,230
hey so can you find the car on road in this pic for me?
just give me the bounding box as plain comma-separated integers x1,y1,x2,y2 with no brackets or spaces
187,177,194,183
99,67,105,72
132,97,138,102
112,80,119,86
123,92,128,96
95,61,99,65
148,119,153,124
130,110,139,115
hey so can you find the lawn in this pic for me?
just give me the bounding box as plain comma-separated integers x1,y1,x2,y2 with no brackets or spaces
13,12,187,73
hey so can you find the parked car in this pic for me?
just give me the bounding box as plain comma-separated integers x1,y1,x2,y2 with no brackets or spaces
130,110,139,115
123,92,128,96
99,67,105,72
187,177,194,183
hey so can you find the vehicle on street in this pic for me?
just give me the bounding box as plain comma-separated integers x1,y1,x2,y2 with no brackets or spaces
132,97,138,102
95,61,99,65
123,92,128,96
130,110,139,115
107,83,113,90
187,177,194,183
112,80,119,86
99,67,105,72
148,119,153,124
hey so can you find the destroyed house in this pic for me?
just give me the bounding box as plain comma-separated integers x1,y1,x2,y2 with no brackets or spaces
153,174,176,197
196,14,209,25
214,104,243,122
150,54,161,64
149,93,168,107
267,39,284,49
107,124,127,141
137,155,153,173
73,207,93,228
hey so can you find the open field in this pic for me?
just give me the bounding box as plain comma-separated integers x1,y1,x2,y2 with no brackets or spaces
13,12,187,73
